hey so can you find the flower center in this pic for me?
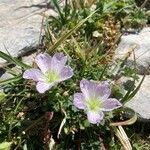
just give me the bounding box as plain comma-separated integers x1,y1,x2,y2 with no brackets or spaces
87,99,102,111
46,71,59,83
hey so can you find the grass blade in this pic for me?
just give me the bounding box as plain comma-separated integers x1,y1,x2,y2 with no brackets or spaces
48,9,98,53
0,75,22,86
111,126,132,150
52,0,65,24
127,74,146,100
110,112,137,126
0,51,31,69
121,74,146,104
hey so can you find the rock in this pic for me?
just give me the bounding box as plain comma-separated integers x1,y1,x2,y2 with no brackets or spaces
125,75,150,120
115,27,150,74
0,71,14,81
0,66,21,82
0,0,57,64
22,52,37,66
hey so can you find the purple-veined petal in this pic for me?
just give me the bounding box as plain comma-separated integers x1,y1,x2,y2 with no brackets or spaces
53,53,67,64
87,111,104,124
58,66,73,82
35,53,52,73
80,79,111,100
80,79,91,99
36,81,54,93
23,69,44,81
101,98,122,111
73,93,86,109
97,81,111,100
50,53,68,73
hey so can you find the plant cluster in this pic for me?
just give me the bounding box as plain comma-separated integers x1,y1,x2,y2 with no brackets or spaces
0,0,147,149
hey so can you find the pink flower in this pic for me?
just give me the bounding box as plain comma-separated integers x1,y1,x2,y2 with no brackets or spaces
73,79,122,124
23,53,73,93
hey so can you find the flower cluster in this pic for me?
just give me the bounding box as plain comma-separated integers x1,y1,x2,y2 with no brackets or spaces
23,53,122,124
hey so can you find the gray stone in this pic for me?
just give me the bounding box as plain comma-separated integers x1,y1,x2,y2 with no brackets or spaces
0,71,14,81
125,75,150,120
115,27,150,74
22,52,37,66
0,0,57,64
0,66,21,82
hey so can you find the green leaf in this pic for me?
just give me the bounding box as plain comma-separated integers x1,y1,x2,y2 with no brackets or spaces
0,92,6,104
0,142,12,150
71,36,85,60
127,74,146,100
103,1,116,13
121,81,135,104
121,75,146,104
99,64,108,80
0,51,31,69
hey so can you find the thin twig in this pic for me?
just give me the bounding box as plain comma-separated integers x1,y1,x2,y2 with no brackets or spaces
140,0,148,9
